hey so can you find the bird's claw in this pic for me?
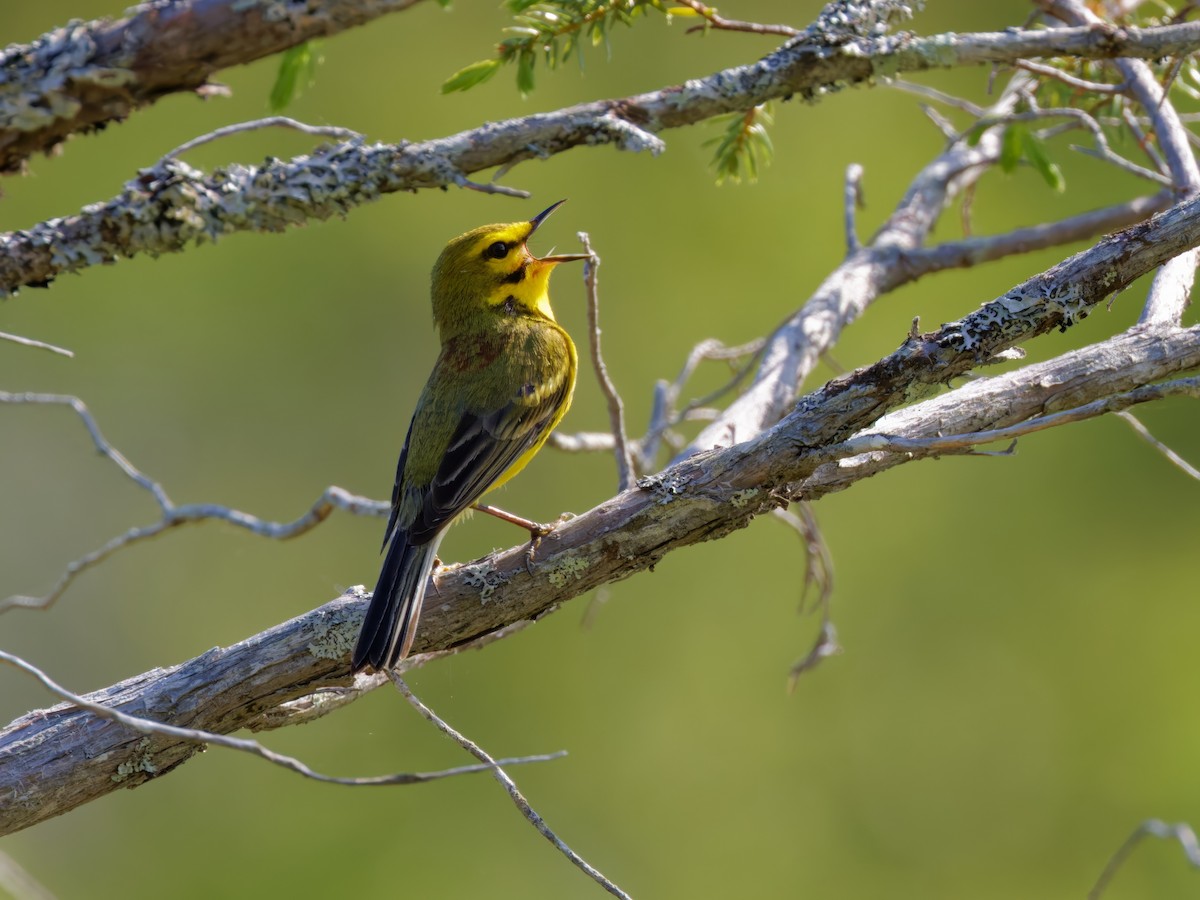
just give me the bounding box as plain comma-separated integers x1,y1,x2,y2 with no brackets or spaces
524,524,549,574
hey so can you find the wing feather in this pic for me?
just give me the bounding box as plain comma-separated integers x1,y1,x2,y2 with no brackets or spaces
408,373,570,543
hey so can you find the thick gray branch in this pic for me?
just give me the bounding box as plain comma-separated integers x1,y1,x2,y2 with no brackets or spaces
4,192,1200,836
684,78,1027,455
1036,0,1200,328
0,0,427,173
9,20,1200,297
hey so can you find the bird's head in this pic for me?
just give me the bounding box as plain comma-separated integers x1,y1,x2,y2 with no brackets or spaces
430,200,587,338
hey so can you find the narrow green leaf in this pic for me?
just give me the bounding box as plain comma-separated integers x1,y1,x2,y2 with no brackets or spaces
269,42,319,112
441,58,502,93
999,124,1023,174
516,48,537,95
1019,129,1066,192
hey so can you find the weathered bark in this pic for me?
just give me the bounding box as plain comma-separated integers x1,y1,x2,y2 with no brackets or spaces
0,0,427,173
3,183,1199,832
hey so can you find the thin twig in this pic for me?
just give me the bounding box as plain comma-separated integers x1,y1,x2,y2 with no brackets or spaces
0,391,386,613
1070,145,1175,184
546,431,618,453
636,337,765,466
1121,102,1170,177
965,101,1172,186
578,233,635,492
0,331,74,358
904,191,1172,273
391,674,632,900
1089,819,1200,899
1015,58,1127,93
162,117,362,161
453,172,531,199
672,0,798,36
844,163,864,254
1116,411,1200,480
771,505,841,690
1,392,171,508
0,649,563,787
1,486,387,613
888,78,987,117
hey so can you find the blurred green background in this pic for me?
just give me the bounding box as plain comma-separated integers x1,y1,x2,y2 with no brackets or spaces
2,2,1199,897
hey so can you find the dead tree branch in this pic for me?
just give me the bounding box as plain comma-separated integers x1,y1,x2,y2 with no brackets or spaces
9,18,1200,297
4,179,1199,830
0,0,427,173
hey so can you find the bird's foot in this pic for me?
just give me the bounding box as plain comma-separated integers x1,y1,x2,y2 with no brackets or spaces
472,503,576,573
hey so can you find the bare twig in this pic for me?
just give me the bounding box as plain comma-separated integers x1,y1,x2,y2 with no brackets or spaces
771,505,840,689
919,102,961,140
904,192,1172,274
626,339,766,467
1070,145,1174,184
162,117,362,160
793,502,834,617
844,163,865,253
0,391,386,613
391,674,632,900
454,173,531,199
1089,819,1200,899
1121,103,1170,179
672,0,799,37
1015,58,1126,93
547,431,619,453
786,619,840,690
1116,411,1200,481
0,331,73,357
0,649,562,788
973,99,1173,186
889,78,987,117
578,233,634,492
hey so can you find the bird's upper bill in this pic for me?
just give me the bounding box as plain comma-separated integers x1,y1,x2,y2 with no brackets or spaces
527,200,589,264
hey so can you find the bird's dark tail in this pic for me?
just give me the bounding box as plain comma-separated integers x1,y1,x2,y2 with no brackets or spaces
351,531,443,672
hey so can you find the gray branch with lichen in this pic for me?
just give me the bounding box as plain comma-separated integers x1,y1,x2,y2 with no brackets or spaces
3,182,1200,833
3,0,1200,858
7,15,1200,297
0,0,428,173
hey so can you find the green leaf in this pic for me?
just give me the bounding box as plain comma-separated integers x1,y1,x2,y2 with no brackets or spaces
516,48,537,95
707,105,775,185
441,58,502,93
269,42,320,112
1019,128,1066,192
999,124,1022,175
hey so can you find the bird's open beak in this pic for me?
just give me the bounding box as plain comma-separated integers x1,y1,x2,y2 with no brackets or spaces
527,200,590,264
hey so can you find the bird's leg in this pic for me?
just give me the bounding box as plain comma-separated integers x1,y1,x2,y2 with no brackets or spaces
472,503,554,571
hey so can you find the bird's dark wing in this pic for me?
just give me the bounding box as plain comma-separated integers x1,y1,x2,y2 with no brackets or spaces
381,419,414,553
405,376,571,545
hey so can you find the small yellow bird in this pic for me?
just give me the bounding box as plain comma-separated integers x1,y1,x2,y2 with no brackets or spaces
352,201,587,672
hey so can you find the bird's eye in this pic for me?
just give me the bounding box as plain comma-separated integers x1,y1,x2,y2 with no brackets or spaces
486,241,509,260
